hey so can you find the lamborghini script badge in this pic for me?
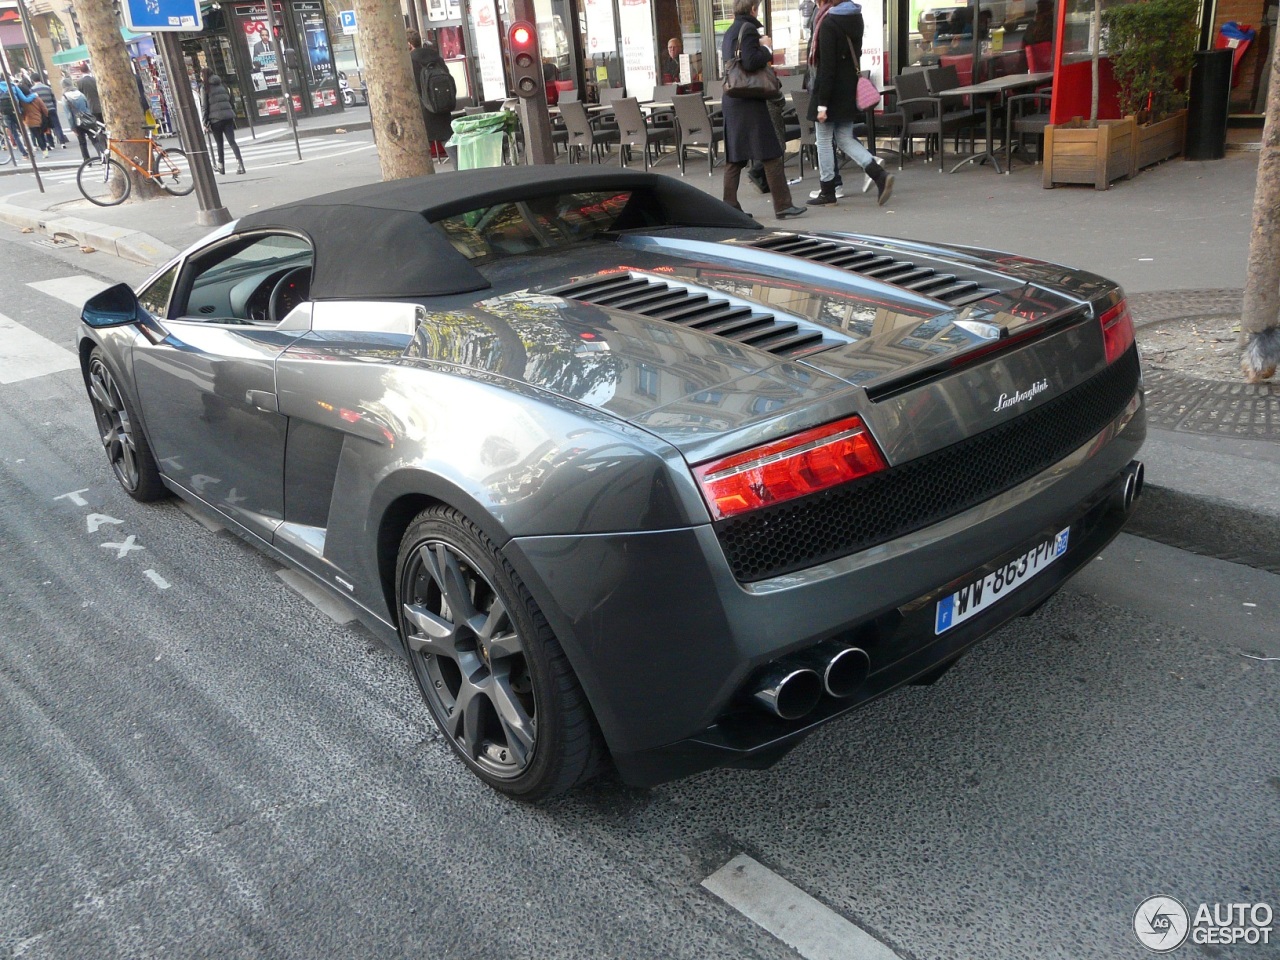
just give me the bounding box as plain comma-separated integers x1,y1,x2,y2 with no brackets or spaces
993,379,1049,413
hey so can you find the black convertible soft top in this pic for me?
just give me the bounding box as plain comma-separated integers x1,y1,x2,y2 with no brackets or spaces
234,166,759,300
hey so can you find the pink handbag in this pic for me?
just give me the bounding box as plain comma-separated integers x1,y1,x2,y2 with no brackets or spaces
856,76,881,111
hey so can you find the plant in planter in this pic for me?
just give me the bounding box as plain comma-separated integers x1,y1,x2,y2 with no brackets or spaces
1102,0,1199,167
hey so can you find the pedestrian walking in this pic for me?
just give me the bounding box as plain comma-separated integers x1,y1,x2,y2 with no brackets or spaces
806,0,894,206
719,0,805,219
199,67,245,175
17,81,52,157
0,78,34,157
31,75,69,147
61,77,101,162
75,69,103,122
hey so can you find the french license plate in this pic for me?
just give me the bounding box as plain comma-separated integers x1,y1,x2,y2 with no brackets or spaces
934,528,1070,635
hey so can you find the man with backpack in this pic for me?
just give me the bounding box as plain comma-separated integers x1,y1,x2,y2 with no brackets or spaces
0,78,34,158
406,27,457,161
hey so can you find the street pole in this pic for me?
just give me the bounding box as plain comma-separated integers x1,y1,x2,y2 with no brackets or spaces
263,0,303,161
15,0,47,79
0,40,43,192
155,32,230,225
510,0,555,164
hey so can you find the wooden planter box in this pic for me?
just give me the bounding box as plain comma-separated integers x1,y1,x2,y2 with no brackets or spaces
1043,117,1138,190
1133,109,1188,169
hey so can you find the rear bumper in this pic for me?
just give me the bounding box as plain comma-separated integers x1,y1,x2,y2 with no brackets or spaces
506,393,1146,787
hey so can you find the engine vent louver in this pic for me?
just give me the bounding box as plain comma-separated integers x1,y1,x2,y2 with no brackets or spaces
750,235,1001,307
544,272,830,359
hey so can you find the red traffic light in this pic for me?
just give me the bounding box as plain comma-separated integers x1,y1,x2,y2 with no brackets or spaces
511,24,532,46
507,20,541,97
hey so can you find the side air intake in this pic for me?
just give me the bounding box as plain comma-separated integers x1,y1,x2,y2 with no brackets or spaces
750,235,1001,307
544,272,835,359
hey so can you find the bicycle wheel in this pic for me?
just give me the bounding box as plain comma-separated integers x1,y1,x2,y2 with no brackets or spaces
77,156,131,206
153,147,194,196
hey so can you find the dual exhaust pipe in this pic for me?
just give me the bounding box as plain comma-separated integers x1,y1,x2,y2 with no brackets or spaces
1113,460,1145,514
752,642,871,720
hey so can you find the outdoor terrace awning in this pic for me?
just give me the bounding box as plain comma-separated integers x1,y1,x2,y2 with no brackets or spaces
52,28,149,66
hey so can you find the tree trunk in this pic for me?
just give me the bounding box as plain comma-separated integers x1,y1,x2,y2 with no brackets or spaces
352,0,433,180
1240,29,1280,382
70,0,161,201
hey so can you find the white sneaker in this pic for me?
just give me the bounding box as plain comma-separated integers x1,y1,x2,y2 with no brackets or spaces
809,185,845,199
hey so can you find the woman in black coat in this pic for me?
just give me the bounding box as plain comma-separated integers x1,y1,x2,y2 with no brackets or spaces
720,0,804,218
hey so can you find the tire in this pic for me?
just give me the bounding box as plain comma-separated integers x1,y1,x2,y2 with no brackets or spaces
396,506,603,800
86,348,167,502
155,147,195,196
77,156,131,206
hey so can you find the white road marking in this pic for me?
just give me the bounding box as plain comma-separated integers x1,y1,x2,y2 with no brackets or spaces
54,488,90,506
144,569,171,589
85,513,122,533
0,311,79,384
100,535,143,558
27,275,112,308
276,569,358,625
702,855,904,960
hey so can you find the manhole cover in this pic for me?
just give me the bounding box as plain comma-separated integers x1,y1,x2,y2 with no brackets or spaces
1143,369,1280,438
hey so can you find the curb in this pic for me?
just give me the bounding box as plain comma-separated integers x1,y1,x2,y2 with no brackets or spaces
0,201,176,267
1127,484,1280,575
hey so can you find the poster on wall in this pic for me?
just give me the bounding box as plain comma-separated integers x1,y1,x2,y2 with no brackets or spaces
616,0,656,101
470,0,508,102
584,0,616,56
295,2,333,85
860,0,885,86
239,13,281,92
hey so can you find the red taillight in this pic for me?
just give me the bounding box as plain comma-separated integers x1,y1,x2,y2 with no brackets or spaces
1099,300,1135,364
692,415,887,520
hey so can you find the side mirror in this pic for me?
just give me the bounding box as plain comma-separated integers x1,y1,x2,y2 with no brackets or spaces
82,283,144,328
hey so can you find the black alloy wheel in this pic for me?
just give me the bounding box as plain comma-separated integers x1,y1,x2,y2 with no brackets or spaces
86,348,166,502
397,506,602,800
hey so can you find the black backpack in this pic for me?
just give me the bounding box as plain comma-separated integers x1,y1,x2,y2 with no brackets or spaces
420,60,457,115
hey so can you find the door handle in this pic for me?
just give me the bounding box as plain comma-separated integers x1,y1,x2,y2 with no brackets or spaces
246,389,278,413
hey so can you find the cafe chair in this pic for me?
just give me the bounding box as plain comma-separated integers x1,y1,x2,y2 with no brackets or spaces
1005,90,1052,170
896,68,975,172
704,79,724,99
614,97,676,170
672,93,724,176
560,100,619,163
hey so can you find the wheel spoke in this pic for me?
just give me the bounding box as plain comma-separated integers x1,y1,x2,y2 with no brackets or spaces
473,599,519,658
447,678,485,760
489,672,535,763
421,543,480,624
401,601,458,657
88,374,115,411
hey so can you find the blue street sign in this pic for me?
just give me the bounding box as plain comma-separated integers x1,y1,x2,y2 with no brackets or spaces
121,0,202,32
340,10,358,34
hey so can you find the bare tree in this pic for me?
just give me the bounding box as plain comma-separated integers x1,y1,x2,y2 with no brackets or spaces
1240,29,1280,382
352,0,433,179
69,0,161,201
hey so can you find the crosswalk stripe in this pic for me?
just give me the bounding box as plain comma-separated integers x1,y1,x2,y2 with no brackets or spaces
0,312,79,384
27,275,112,308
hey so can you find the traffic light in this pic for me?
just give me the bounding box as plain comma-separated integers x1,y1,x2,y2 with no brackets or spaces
508,20,541,99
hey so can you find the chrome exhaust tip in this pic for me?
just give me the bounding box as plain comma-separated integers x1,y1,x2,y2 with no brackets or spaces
1113,460,1145,514
1132,460,1145,499
793,642,871,698
752,666,823,720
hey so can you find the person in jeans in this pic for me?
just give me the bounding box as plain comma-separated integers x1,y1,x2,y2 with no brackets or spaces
720,0,805,219
0,78,35,157
806,0,894,206
199,68,245,174
31,75,68,148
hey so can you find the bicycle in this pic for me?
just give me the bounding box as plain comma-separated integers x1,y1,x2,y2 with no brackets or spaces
76,122,194,206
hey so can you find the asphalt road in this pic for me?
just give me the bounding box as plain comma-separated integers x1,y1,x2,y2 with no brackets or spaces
1,231,1277,960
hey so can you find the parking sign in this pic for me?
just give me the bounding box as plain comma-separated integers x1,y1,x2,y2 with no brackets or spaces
340,9,357,34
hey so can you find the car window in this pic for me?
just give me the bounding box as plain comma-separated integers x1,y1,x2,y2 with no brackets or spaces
138,263,179,319
173,233,313,326
434,190,636,263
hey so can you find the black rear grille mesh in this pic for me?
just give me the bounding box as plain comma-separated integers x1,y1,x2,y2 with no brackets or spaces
545,272,829,359
716,348,1141,581
751,235,1001,307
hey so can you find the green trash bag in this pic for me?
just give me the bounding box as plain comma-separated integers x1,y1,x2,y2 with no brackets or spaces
447,111,514,170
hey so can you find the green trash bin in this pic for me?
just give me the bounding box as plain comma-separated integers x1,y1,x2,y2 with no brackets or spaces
448,111,513,170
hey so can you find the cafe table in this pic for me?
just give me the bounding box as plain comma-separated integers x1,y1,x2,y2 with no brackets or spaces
939,71,1052,174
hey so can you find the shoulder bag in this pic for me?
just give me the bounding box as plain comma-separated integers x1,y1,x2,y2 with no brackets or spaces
837,32,881,111
723,26,782,100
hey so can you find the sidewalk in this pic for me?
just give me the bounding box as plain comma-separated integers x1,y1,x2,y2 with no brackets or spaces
1,129,1275,570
